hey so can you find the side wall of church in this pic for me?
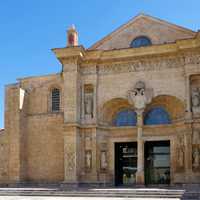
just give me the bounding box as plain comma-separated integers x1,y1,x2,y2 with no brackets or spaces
0,74,65,183
4,84,27,183
21,74,65,182
0,129,9,183
26,114,64,182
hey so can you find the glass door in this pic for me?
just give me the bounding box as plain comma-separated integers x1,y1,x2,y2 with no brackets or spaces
115,142,137,186
145,141,170,185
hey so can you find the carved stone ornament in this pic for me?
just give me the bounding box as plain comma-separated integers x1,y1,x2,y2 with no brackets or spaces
185,54,200,65
177,135,185,168
192,147,200,168
85,136,92,150
191,87,200,114
84,93,94,117
64,143,75,172
128,81,153,110
192,130,200,145
100,151,107,170
97,56,186,75
81,54,200,75
177,147,184,168
85,150,92,170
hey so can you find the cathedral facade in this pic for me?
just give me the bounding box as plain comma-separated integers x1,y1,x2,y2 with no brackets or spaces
0,14,200,186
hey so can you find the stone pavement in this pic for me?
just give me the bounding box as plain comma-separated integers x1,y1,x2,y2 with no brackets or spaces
0,197,181,200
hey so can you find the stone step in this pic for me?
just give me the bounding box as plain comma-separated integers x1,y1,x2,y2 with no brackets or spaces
182,193,200,200
0,187,199,199
0,194,184,198
0,189,185,198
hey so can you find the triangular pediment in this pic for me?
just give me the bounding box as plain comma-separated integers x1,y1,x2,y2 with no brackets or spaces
89,14,196,50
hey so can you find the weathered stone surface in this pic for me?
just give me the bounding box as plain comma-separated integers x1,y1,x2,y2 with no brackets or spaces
90,14,195,50
0,14,200,186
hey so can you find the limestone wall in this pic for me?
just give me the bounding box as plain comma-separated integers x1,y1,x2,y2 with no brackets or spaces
91,15,195,50
97,67,185,108
20,74,64,182
80,56,187,126
5,84,25,183
0,129,8,183
1,38,200,185
80,52,200,184
19,74,64,115
26,113,64,182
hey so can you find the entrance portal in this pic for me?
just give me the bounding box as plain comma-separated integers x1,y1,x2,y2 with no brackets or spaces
115,142,137,186
145,141,170,185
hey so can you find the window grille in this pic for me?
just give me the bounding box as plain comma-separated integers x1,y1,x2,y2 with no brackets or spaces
51,88,60,112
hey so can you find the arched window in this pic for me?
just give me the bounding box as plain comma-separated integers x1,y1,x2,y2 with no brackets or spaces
144,107,171,125
130,36,152,48
113,109,137,126
51,88,60,112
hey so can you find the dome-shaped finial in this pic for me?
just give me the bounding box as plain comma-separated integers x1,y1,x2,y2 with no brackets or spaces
67,24,78,47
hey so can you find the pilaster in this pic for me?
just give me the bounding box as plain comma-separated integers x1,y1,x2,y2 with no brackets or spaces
5,85,27,183
185,74,192,120
184,125,193,181
53,46,85,186
52,46,85,124
63,126,81,184
91,128,98,180
62,59,81,123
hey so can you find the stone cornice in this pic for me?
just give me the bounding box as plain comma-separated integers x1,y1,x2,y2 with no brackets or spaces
52,37,200,67
52,45,85,64
88,37,199,61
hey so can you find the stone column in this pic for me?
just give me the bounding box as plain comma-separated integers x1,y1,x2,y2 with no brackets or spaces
91,128,98,180
127,81,153,185
136,109,145,184
185,75,192,119
184,126,193,182
170,137,176,184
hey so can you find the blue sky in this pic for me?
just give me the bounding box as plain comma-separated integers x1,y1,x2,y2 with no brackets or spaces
0,0,200,128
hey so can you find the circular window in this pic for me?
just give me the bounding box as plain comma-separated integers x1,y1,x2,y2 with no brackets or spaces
130,36,152,48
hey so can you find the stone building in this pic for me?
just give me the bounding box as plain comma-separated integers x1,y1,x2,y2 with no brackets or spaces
0,14,200,186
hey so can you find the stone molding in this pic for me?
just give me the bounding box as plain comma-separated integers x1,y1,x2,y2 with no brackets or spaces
185,54,200,65
80,54,200,75
98,56,184,74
